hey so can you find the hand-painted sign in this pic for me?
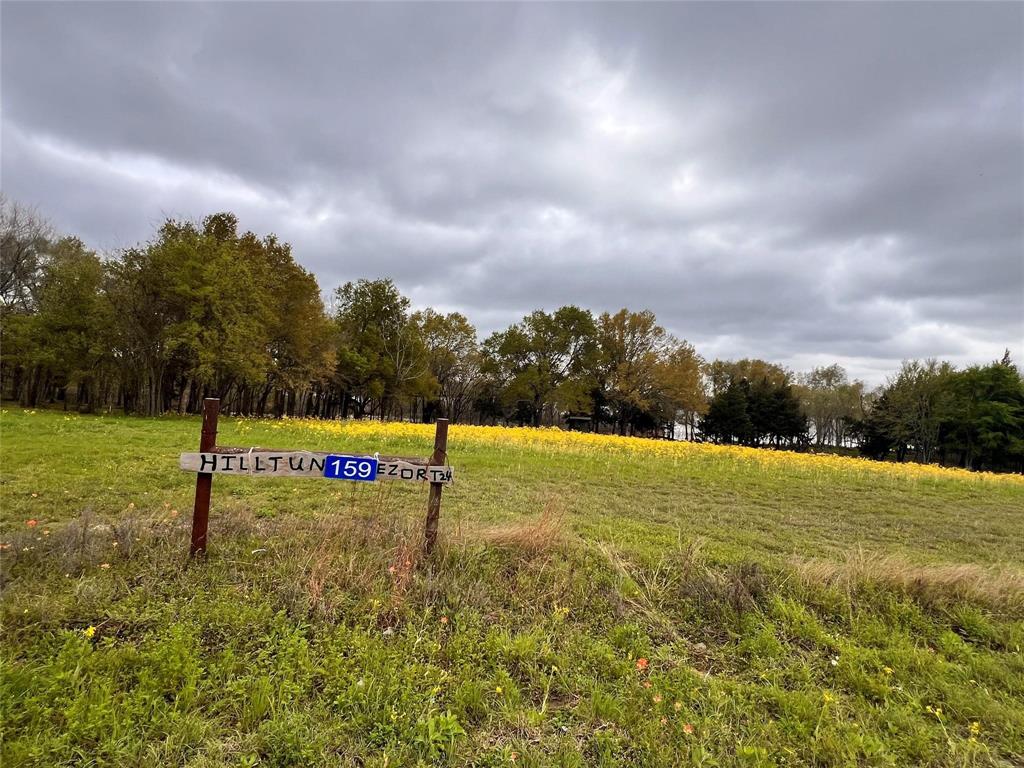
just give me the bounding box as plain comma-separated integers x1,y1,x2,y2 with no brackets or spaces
323,454,378,482
179,450,454,484
183,399,452,558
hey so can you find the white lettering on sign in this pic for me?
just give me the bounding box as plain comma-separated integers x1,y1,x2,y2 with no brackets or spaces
179,451,454,484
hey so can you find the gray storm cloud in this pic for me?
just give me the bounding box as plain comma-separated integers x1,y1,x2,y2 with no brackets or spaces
2,1,1021,385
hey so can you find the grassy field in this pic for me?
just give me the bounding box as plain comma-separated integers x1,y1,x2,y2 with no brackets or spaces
1,408,1022,767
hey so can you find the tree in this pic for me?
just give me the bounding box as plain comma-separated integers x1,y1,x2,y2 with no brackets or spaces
941,356,1024,471
413,309,481,422
102,212,330,416
236,230,335,417
652,339,706,438
334,278,431,419
766,382,808,446
884,360,955,464
597,309,670,434
31,238,112,410
796,365,865,447
850,390,897,460
706,358,789,396
700,365,806,447
481,306,597,426
701,379,752,444
105,240,191,416
0,195,53,314
1,237,110,407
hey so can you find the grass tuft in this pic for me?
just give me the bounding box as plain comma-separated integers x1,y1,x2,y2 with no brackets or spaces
792,550,1024,615
474,499,567,556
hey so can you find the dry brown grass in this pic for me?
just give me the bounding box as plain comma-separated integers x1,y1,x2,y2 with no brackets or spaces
473,500,567,556
791,550,1024,614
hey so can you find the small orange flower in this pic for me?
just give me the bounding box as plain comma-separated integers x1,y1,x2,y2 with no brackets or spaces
636,657,649,671
653,694,663,704
683,723,694,735
660,717,668,725
99,563,111,569
26,520,38,528
440,616,449,625
642,680,652,689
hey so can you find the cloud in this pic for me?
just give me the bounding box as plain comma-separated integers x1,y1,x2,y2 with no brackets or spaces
2,1,1021,385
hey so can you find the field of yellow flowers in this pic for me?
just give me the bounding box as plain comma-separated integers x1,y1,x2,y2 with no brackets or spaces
2,408,1023,767
293,417,1024,486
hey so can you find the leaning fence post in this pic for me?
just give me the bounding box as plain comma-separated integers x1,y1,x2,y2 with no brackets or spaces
189,398,220,557
423,418,449,556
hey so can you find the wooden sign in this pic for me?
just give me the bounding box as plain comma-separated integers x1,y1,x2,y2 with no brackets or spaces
180,451,454,483
183,398,452,557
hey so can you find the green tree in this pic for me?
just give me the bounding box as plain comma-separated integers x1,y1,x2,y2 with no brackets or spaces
413,309,481,422
596,309,670,435
651,340,706,438
851,390,898,460
31,238,112,410
701,379,752,444
706,358,790,396
702,375,806,447
482,306,597,426
884,360,955,463
941,355,1024,471
334,278,431,419
104,213,322,416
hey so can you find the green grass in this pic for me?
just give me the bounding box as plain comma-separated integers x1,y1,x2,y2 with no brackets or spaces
1,408,1022,767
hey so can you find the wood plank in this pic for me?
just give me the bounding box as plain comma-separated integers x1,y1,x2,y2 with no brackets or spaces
179,451,454,484
206,445,431,465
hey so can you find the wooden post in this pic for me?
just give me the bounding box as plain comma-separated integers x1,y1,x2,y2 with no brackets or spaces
423,418,449,556
189,398,220,557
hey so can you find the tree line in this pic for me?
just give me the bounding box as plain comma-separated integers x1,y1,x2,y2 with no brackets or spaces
2,200,1021,472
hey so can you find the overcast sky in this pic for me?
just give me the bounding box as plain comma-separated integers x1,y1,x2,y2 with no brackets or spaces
3,2,1022,385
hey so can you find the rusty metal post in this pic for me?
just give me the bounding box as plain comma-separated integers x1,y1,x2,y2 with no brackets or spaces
189,398,220,557
423,418,449,556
